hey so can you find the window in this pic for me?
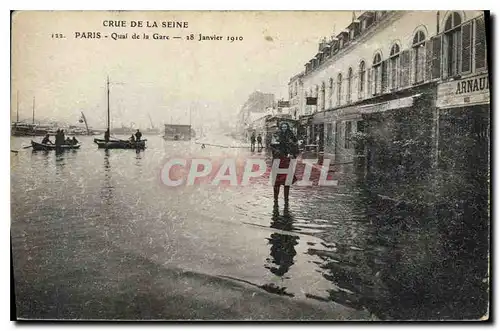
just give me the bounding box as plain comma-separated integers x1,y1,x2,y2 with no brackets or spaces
307,89,312,114
359,61,366,97
474,16,487,71
315,85,319,112
389,43,400,89
329,78,334,108
345,121,352,149
376,11,387,21
366,15,374,28
443,12,462,77
372,53,382,95
321,82,326,111
336,73,342,105
412,30,426,83
347,67,353,104
332,41,339,55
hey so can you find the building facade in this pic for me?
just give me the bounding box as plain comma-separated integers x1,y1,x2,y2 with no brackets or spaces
237,91,275,138
288,72,304,120
293,10,487,197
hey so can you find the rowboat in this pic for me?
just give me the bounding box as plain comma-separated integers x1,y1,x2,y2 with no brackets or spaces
94,138,146,149
31,140,81,151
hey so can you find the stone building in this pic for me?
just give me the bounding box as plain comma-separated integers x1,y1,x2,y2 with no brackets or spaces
237,91,275,138
288,72,304,121
293,10,488,199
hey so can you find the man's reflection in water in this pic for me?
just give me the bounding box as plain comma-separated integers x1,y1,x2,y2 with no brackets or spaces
262,202,299,297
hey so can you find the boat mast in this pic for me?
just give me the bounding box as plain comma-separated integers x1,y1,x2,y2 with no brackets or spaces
32,96,35,124
107,76,110,132
81,111,90,135
148,113,154,129
16,91,19,122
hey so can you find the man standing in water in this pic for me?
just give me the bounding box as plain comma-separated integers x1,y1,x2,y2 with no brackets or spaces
250,131,256,152
257,133,263,151
55,129,61,147
270,122,298,205
135,129,142,142
60,129,66,145
104,129,110,143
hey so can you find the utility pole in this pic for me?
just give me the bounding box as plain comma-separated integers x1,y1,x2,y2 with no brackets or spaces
107,75,110,132
16,91,19,122
32,96,35,124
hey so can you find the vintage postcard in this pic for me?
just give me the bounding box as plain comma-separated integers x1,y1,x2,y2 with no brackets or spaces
10,10,490,321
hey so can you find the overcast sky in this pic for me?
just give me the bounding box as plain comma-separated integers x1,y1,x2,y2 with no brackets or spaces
11,11,352,129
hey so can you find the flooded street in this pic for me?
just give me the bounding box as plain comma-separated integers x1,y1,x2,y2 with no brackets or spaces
10,134,488,320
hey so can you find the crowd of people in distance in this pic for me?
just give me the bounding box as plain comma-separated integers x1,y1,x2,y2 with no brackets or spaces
250,132,263,152
41,129,79,146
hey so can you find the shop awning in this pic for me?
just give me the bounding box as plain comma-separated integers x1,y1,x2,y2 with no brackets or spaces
298,115,313,126
358,94,422,114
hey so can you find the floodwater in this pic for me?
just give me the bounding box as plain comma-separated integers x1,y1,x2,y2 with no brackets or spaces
10,134,489,320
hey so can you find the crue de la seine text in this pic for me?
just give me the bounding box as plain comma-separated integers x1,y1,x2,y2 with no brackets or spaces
102,20,189,28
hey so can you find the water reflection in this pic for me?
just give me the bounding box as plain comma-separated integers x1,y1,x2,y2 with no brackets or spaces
101,150,113,207
303,186,489,320
31,149,51,169
11,136,488,320
262,203,298,297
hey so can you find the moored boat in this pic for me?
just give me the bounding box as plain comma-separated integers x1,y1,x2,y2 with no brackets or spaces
31,140,81,151
94,76,147,150
94,138,146,149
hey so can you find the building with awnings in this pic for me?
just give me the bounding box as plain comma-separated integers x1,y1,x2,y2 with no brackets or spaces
291,10,488,198
299,10,449,164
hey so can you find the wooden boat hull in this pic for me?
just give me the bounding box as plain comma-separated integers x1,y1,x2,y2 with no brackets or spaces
31,141,81,151
94,138,146,149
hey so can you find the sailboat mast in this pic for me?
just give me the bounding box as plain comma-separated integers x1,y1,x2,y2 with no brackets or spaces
107,76,110,131
81,111,90,135
32,96,35,124
148,113,154,129
16,91,19,122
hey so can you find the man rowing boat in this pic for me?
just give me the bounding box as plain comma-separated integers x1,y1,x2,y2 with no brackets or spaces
41,134,53,145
